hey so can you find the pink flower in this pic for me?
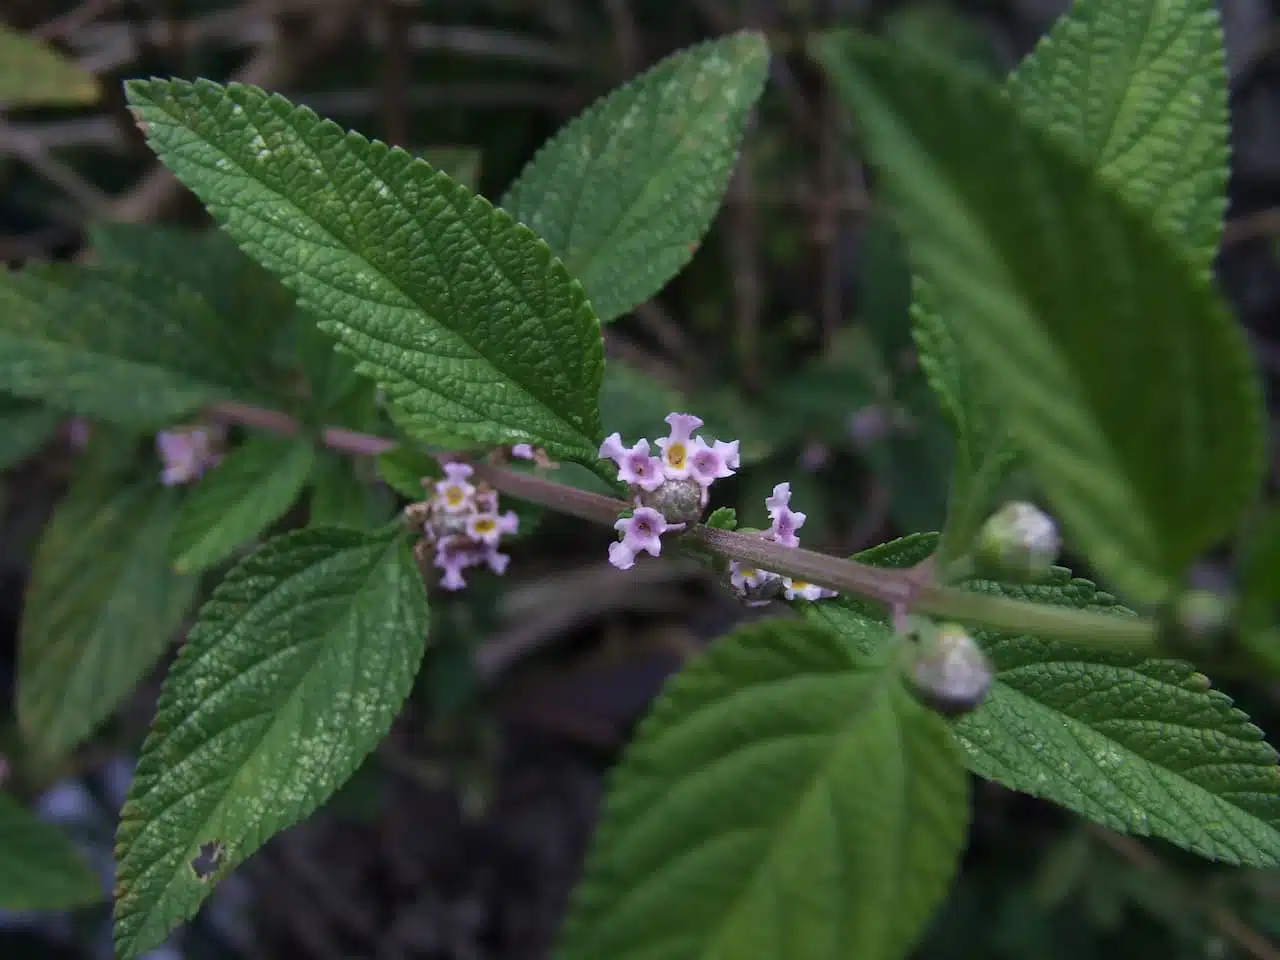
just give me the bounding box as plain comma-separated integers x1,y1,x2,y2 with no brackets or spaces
434,462,476,513
608,506,677,570
655,412,704,479
511,443,535,460
466,509,519,546
599,433,665,491
765,483,805,548
688,437,740,487
156,426,222,486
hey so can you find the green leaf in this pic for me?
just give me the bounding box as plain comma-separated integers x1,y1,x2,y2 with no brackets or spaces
89,222,294,376
125,79,605,462
171,436,315,574
18,478,196,756
706,507,737,531
952,568,1280,867
1007,0,1229,269
555,618,969,960
501,32,769,323
902,0,1230,564
0,396,59,469
375,444,440,500
0,793,101,910
309,453,383,528
813,32,1262,603
294,311,377,429
0,24,98,107
113,526,429,957
0,265,247,426
599,361,687,440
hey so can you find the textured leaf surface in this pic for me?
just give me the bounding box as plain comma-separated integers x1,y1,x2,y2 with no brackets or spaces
814,532,1280,865
0,396,59,469
0,24,98,107
953,569,1280,866
502,32,769,323
0,793,101,910
171,437,315,574
902,0,1229,561
815,33,1261,603
18,479,195,756
0,265,247,426
113,527,429,957
125,79,604,462
375,444,440,500
556,618,968,960
1007,0,1228,268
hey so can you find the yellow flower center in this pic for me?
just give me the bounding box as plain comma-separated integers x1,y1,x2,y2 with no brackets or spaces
445,486,465,506
473,517,496,534
790,579,810,590
666,442,687,469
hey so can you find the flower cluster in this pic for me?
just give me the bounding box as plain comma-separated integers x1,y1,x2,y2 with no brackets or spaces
600,413,740,570
156,425,224,486
412,463,519,591
729,483,838,605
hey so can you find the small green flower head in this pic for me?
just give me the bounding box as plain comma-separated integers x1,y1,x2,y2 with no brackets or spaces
904,622,993,717
976,500,1061,581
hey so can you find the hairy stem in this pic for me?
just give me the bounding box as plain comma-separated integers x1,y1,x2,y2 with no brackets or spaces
207,402,1160,652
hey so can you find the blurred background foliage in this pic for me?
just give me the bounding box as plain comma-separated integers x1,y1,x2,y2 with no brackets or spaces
0,0,1278,957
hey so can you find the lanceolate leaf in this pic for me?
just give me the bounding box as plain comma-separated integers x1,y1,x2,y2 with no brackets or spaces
0,265,247,426
125,79,605,463
0,24,98,107
18,478,196,756
814,33,1262,603
0,793,102,910
113,527,429,958
556,619,968,960
170,436,315,574
820,532,1280,867
1007,0,1228,269
954,569,1280,867
502,32,769,323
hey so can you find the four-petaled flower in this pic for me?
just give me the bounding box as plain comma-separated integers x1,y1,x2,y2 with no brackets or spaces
655,412,703,479
435,462,477,514
727,482,835,606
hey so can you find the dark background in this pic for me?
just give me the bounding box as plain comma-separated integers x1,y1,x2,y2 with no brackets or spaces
2,1,1279,957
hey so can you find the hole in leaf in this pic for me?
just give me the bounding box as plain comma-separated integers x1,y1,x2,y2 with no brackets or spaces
190,840,226,881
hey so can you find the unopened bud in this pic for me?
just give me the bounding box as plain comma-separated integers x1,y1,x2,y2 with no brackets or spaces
905,623,993,716
976,501,1060,581
1161,588,1235,655
636,476,704,527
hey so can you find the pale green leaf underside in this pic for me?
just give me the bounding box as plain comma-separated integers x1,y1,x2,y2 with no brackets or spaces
0,24,98,107
0,793,101,910
955,570,1280,867
0,265,247,426
815,33,1261,603
502,32,769,323
113,527,429,958
171,437,315,574
1007,0,1228,269
18,480,196,756
125,78,605,462
556,619,968,960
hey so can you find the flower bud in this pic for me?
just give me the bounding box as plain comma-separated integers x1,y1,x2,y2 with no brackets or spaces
976,501,1060,581
1160,588,1235,656
904,623,993,716
636,476,705,527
